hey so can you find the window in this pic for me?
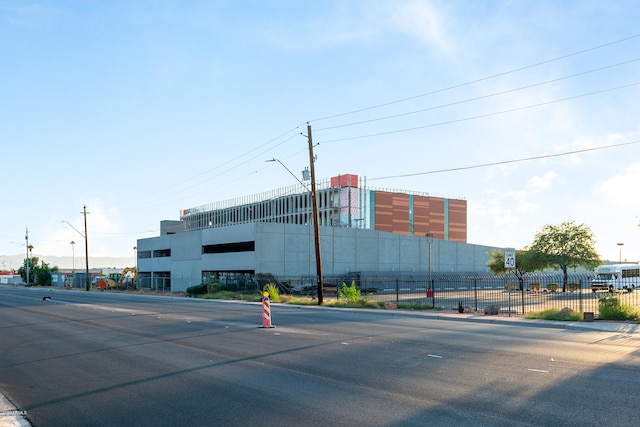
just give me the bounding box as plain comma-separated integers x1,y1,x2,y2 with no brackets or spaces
153,249,171,258
202,241,255,254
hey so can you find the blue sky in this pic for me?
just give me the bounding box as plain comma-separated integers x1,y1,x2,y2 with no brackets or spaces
1,1,639,269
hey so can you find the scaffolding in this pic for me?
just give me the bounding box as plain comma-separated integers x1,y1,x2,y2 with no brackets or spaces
182,177,363,231
180,175,450,234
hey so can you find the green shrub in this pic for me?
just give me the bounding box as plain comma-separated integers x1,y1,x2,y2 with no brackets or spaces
525,308,582,321
186,282,226,297
207,283,225,294
186,283,208,296
263,283,280,302
566,282,581,292
529,283,541,291
598,295,639,320
546,283,559,292
338,281,361,304
398,301,434,310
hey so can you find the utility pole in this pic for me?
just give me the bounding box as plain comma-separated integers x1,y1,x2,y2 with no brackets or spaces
307,123,324,304
25,228,29,285
70,241,76,287
83,205,90,291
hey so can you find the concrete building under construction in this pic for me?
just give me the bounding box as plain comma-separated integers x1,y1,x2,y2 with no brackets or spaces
137,174,494,292
179,174,467,241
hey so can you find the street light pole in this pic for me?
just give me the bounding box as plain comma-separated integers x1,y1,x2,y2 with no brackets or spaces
70,241,75,287
266,158,310,191
61,205,90,291
426,233,434,305
25,228,29,285
83,205,89,291
617,242,624,264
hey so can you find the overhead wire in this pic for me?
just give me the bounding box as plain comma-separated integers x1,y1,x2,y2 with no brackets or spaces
309,33,640,123
315,82,639,144
126,33,640,211
368,140,640,181
314,57,640,132
117,131,304,213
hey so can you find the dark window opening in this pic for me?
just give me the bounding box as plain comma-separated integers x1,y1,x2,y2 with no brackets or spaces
203,241,255,254
153,249,171,257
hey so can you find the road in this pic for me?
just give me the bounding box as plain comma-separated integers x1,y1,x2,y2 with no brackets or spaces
1,285,639,426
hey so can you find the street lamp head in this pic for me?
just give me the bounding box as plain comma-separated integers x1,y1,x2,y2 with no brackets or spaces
61,220,86,238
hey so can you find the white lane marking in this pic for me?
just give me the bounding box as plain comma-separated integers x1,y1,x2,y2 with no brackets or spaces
528,368,549,373
427,354,443,358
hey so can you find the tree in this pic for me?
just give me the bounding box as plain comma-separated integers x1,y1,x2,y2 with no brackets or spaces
487,248,546,290
35,261,58,286
529,220,601,291
17,256,39,284
17,257,59,286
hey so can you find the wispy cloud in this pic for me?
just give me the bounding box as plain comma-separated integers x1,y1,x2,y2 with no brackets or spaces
390,0,454,56
598,162,640,211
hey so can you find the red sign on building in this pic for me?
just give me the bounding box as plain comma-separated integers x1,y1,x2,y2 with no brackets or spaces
330,174,358,188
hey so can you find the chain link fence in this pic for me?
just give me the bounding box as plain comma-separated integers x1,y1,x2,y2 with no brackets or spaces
125,271,639,316
280,272,639,316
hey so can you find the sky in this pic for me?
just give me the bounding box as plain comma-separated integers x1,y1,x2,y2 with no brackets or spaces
1,0,639,270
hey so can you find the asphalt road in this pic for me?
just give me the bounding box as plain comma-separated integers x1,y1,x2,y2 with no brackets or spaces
1,285,639,426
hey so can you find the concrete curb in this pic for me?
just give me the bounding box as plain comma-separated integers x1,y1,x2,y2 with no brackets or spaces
0,394,30,426
269,302,640,334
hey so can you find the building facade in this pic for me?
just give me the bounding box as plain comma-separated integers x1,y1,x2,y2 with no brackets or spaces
137,174,492,293
179,174,467,241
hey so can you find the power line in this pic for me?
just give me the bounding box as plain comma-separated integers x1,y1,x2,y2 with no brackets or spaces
309,33,640,123
119,132,305,213
136,33,640,206
316,82,639,144
369,140,640,181
116,33,640,212
315,57,640,132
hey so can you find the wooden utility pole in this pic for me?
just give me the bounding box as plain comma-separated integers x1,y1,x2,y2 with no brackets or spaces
83,205,90,291
307,123,324,304
25,228,29,285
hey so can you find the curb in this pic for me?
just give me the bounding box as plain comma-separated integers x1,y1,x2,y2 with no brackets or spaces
0,394,30,426
271,302,639,334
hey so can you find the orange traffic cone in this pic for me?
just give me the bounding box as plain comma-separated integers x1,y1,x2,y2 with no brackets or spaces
260,292,275,328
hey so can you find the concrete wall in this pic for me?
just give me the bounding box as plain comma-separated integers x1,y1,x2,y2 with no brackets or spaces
137,222,499,292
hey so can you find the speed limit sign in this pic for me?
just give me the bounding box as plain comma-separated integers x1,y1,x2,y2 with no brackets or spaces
504,248,516,269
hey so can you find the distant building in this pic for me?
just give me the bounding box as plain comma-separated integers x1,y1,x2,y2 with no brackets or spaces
137,174,495,293
0,271,23,285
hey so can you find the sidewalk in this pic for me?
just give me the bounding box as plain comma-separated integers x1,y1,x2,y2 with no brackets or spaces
432,310,640,333
308,302,640,334
377,306,640,334
0,394,29,427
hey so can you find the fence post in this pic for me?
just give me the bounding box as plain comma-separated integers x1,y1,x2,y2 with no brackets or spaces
521,278,525,316
507,281,511,317
429,279,435,307
474,278,478,311
395,279,399,305
579,278,583,313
